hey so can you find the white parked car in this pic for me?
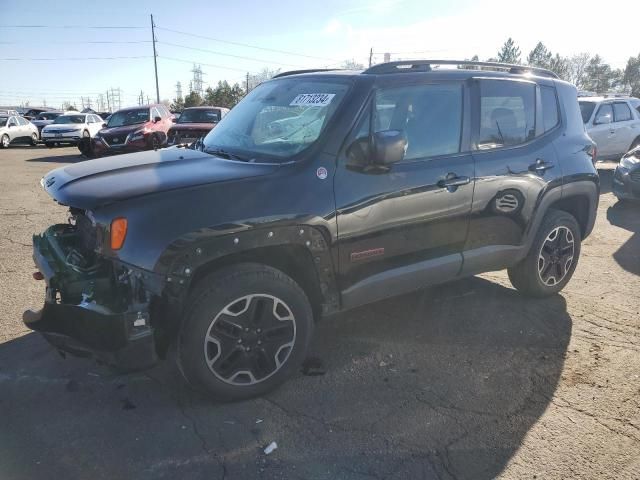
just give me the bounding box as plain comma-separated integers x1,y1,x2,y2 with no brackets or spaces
579,96,640,160
0,115,39,148
41,113,105,148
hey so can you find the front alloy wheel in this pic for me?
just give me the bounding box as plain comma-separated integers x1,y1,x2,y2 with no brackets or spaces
178,263,313,401
1,134,9,148
537,226,574,286
204,294,296,385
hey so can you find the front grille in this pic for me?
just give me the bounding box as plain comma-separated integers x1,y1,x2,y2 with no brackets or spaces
103,135,126,146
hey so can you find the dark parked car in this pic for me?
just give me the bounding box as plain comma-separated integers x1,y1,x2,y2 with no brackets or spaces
613,145,640,201
91,104,173,156
22,107,54,120
167,106,229,145
24,60,599,401
30,111,64,139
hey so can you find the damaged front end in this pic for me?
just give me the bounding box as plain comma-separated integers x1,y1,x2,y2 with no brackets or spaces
23,213,163,371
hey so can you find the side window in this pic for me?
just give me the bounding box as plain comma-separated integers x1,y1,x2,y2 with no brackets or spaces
478,80,535,149
374,83,462,160
17,117,27,125
151,107,160,120
540,86,559,132
594,104,613,124
613,102,632,122
87,116,94,123
8,117,17,126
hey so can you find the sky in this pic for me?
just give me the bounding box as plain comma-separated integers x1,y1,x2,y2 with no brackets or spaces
1,0,639,109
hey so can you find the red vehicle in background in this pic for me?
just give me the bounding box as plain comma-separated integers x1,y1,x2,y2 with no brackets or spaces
167,106,229,146
91,104,173,157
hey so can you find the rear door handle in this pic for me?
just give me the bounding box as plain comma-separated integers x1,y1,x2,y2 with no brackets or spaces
437,174,471,190
529,159,554,174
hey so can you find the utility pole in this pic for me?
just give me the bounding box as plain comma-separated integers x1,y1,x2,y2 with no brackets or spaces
369,48,373,67
150,14,160,104
246,72,250,94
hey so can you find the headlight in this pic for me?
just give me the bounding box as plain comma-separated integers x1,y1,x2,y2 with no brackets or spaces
620,153,640,169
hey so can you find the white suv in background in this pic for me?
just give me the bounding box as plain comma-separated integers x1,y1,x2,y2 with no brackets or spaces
41,113,105,148
579,96,640,160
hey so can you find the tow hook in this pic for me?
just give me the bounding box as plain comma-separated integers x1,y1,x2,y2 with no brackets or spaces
33,271,44,281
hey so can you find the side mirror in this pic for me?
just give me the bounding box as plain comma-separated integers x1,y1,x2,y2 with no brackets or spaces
154,116,162,123
372,130,407,166
594,113,612,125
346,130,407,170
102,122,107,128
171,117,177,123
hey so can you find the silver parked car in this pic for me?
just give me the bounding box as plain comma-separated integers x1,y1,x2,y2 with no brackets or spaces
580,96,640,160
0,115,39,148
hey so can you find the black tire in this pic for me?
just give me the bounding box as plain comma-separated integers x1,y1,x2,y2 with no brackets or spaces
508,209,581,298
178,263,314,401
629,137,640,152
148,134,160,150
30,132,38,146
82,130,90,139
0,134,9,148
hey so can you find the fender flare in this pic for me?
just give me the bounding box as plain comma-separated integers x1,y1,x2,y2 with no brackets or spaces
523,179,598,254
156,225,339,314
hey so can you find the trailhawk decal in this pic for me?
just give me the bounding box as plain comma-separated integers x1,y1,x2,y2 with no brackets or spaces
350,247,385,262
290,93,335,107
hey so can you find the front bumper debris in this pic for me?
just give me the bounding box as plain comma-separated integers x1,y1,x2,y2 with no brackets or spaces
23,224,160,371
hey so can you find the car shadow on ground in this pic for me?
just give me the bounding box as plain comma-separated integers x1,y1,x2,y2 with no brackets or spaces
25,151,84,163
607,201,640,276
0,277,571,480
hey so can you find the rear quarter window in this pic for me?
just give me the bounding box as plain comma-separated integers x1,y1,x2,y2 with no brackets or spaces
540,86,560,132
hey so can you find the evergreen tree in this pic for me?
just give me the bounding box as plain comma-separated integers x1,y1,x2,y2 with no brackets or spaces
497,38,521,64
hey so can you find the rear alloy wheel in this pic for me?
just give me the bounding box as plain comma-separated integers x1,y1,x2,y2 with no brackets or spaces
178,263,313,401
1,134,9,148
30,132,38,146
508,209,581,297
82,130,90,139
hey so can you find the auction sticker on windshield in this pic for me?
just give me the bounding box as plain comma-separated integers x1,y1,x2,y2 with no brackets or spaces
290,93,335,107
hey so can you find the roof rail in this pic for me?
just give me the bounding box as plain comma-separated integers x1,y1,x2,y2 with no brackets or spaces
363,60,559,79
273,68,340,78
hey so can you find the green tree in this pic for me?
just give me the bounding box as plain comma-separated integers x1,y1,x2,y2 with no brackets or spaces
497,38,521,64
183,91,203,108
623,53,640,97
583,55,613,93
204,81,245,109
527,42,552,68
170,96,184,112
248,67,281,91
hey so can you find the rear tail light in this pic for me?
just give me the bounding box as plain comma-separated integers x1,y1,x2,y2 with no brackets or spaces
110,217,128,250
589,145,597,165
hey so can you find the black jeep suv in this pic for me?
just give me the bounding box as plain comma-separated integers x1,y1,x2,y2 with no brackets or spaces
24,60,599,400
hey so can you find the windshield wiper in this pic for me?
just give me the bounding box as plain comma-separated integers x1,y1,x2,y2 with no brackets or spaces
203,147,251,162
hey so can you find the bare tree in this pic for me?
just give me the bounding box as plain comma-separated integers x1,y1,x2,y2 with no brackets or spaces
567,53,590,89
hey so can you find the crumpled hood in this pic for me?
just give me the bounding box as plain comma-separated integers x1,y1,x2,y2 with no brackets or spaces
41,147,278,210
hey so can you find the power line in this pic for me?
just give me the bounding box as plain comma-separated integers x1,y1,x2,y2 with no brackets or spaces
159,55,247,73
0,40,151,45
155,26,337,62
0,56,152,61
157,41,304,67
0,24,145,29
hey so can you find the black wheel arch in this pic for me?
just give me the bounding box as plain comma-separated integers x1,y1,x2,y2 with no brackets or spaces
158,225,339,321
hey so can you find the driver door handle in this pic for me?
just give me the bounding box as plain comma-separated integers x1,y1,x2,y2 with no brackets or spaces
437,174,470,189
